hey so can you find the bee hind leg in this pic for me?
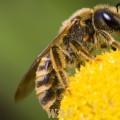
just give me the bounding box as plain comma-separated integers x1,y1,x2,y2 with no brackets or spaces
69,40,95,61
50,45,69,89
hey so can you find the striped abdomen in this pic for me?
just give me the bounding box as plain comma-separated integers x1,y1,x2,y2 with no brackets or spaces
35,55,65,114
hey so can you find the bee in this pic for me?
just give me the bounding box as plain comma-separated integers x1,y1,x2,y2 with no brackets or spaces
15,3,120,115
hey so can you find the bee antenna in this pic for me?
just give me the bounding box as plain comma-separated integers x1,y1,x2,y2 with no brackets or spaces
116,3,120,12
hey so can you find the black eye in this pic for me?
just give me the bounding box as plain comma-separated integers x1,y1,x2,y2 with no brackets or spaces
102,11,120,30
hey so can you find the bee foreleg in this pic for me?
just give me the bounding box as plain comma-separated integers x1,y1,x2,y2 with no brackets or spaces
70,40,95,61
50,46,69,89
99,30,120,50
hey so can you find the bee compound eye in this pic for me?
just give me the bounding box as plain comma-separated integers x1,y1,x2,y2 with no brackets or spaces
102,11,120,30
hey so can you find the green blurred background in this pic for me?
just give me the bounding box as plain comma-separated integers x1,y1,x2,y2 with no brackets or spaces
0,0,119,120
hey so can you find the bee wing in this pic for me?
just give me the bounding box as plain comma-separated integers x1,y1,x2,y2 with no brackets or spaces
14,24,71,102
14,58,39,102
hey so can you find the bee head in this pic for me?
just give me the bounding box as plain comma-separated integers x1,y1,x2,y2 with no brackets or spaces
93,4,120,32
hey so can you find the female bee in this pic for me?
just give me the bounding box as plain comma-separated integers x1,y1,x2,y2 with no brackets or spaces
15,3,120,115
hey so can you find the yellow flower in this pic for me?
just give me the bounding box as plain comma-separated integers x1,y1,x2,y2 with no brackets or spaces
59,50,120,120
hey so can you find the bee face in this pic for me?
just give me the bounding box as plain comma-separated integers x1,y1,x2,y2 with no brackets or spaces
15,3,120,116
93,5,120,31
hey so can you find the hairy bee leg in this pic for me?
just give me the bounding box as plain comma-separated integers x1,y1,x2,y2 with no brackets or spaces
50,46,69,89
99,30,120,49
69,40,95,61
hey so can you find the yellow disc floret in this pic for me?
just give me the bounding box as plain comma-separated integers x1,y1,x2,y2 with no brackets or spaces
59,50,120,120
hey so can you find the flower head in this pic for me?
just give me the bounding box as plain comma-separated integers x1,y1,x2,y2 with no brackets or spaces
59,50,120,120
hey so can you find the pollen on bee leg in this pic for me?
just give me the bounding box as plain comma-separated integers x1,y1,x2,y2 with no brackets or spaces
83,34,89,41
79,20,86,27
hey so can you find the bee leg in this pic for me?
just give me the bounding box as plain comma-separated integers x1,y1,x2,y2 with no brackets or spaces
99,30,120,50
50,45,69,89
70,40,95,61
76,60,86,70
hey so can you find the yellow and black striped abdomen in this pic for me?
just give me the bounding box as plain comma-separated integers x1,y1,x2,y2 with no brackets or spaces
35,55,65,114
